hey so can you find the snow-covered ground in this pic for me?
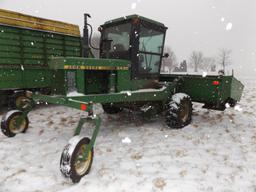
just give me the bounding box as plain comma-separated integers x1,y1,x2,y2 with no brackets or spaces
0,78,255,192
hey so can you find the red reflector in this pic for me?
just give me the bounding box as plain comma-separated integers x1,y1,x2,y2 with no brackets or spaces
80,104,87,111
213,81,220,86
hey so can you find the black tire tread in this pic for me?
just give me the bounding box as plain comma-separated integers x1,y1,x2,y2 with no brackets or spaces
60,137,94,183
165,93,192,129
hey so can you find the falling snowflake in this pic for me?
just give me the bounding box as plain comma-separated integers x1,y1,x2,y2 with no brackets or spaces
226,23,233,31
131,2,137,10
221,17,225,22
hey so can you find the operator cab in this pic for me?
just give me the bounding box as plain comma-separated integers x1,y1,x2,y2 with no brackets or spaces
99,15,167,80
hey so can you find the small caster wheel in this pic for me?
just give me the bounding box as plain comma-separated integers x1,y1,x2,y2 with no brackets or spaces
1,110,29,137
60,136,94,183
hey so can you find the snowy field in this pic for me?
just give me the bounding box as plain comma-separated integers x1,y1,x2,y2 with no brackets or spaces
0,78,255,192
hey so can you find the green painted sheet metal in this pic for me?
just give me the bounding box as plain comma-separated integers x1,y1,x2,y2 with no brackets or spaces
32,93,93,113
0,23,82,91
159,74,244,104
116,69,160,91
0,68,53,89
230,77,244,101
32,84,174,106
0,24,81,67
0,68,23,89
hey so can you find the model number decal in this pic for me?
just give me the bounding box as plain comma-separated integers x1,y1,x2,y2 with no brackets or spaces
64,65,128,71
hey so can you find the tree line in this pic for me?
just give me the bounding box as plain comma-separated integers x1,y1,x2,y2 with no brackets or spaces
161,47,232,74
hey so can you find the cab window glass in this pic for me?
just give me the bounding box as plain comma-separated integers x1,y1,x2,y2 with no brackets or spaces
103,23,131,52
138,25,164,74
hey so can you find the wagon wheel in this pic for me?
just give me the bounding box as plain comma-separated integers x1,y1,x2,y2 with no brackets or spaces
16,95,31,110
165,93,192,129
60,136,94,183
1,110,29,137
12,92,30,110
102,103,123,114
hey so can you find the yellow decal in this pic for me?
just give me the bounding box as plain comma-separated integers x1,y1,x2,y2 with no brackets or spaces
64,65,129,71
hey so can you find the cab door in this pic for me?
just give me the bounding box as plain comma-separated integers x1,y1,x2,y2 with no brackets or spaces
133,22,166,80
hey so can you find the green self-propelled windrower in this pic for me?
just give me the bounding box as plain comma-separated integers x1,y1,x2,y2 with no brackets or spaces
1,12,244,183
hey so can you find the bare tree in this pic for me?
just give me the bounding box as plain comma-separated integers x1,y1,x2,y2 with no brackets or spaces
218,49,232,73
161,46,177,73
190,51,204,72
202,57,216,71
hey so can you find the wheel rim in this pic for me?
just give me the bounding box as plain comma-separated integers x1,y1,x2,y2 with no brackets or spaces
16,96,29,109
180,101,190,123
9,115,27,134
74,144,92,176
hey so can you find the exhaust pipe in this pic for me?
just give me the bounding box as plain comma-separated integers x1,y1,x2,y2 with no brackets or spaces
82,13,91,58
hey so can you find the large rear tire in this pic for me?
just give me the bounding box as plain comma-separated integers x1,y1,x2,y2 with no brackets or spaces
165,93,192,129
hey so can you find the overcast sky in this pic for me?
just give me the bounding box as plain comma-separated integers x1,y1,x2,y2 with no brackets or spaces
1,0,255,76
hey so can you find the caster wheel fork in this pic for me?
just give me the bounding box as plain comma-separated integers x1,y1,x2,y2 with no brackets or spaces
60,115,101,183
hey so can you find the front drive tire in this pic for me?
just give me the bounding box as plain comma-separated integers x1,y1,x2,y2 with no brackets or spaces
165,93,192,129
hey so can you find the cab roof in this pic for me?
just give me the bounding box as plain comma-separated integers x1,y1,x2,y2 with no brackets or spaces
103,14,167,29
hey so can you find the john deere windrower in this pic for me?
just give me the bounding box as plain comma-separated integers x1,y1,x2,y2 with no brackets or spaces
1,13,244,183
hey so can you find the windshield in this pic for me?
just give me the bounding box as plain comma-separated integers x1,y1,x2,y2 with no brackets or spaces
102,23,131,53
139,27,164,54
